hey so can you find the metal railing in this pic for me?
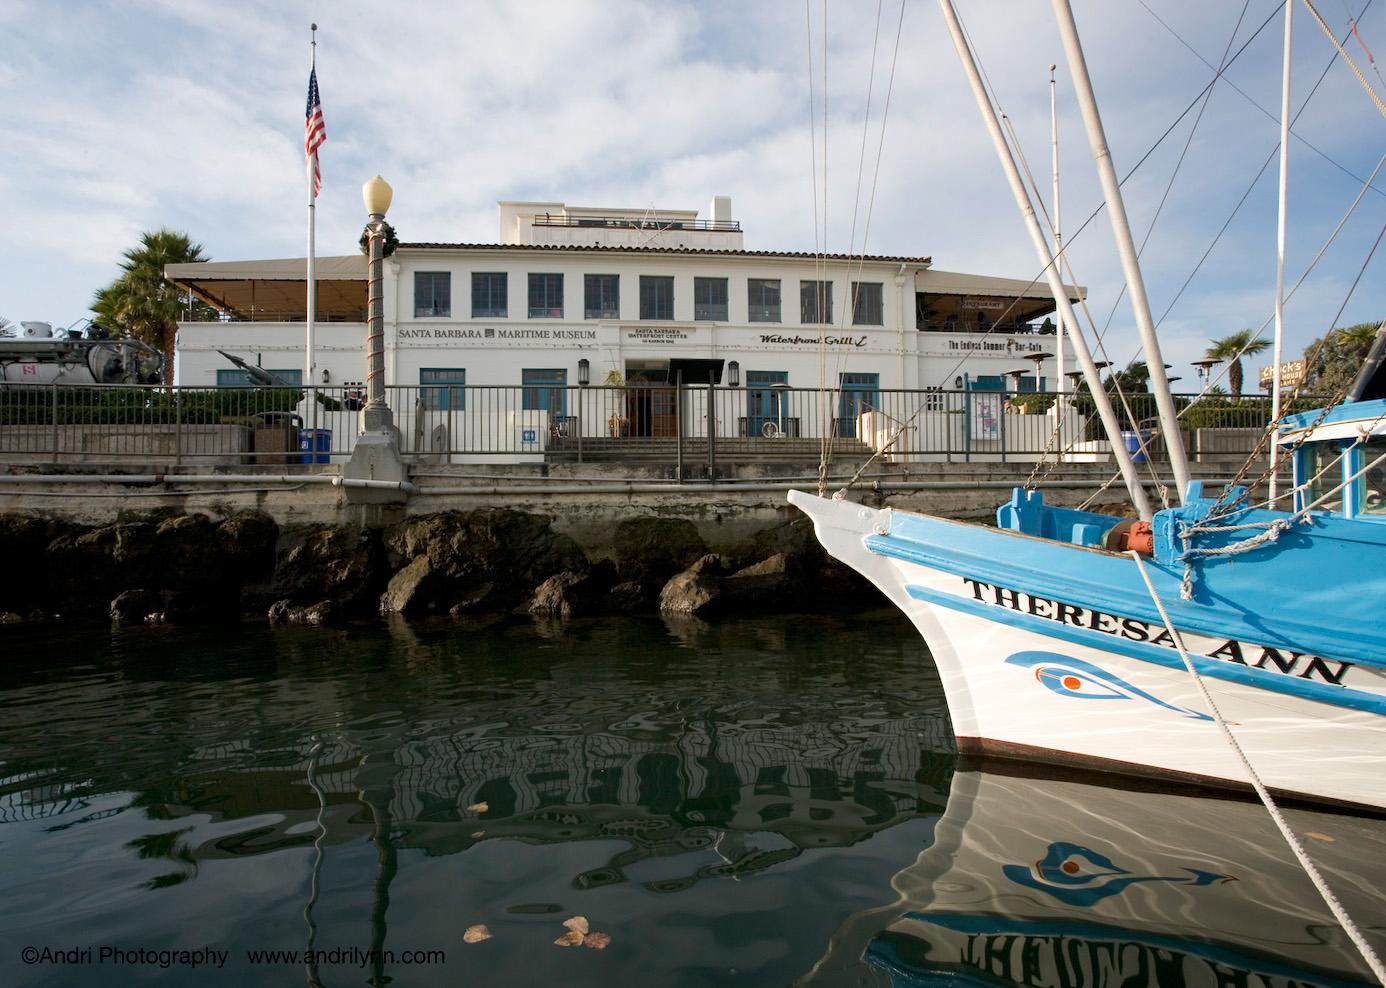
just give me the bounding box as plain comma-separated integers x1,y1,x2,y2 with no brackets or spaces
0,382,1321,470
533,214,742,233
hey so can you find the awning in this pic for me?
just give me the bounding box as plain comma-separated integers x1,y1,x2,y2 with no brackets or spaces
165,256,367,322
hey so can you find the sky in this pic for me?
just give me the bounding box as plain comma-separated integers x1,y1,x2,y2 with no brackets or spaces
2,0,1383,390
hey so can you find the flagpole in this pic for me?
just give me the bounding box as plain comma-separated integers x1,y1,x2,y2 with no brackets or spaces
306,23,318,435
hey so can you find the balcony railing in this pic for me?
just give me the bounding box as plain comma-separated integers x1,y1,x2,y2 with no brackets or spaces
0,382,1320,471
533,214,742,233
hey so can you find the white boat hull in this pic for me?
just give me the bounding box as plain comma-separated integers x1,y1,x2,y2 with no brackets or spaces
789,490,1386,810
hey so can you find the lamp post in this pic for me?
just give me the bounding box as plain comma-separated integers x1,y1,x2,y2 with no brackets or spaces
361,174,394,433
343,174,408,502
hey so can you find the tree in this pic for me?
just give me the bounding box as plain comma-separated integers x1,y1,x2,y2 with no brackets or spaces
1105,360,1150,394
1302,321,1384,395
1205,329,1271,399
91,230,213,373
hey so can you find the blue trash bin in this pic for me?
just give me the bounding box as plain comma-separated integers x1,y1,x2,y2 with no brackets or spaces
1121,429,1152,464
298,428,332,464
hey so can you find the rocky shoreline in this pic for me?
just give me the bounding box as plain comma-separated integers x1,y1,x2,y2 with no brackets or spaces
0,509,881,628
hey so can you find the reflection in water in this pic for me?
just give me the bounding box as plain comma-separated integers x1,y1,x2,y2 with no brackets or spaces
0,612,951,986
10,614,1372,986
804,762,1386,987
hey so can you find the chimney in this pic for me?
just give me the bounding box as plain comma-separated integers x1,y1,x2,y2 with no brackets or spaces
709,195,732,226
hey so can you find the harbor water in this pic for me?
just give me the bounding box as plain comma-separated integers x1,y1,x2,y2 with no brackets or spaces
2,612,1382,986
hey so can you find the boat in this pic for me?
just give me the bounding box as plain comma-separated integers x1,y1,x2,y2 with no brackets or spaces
798,763,1386,987
790,1,1386,812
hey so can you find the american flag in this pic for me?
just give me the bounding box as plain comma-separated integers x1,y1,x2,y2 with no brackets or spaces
305,67,326,198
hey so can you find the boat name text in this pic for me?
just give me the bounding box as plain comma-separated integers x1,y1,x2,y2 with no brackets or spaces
960,577,1352,685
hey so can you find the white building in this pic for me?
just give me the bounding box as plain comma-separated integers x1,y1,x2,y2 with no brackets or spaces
168,197,1079,458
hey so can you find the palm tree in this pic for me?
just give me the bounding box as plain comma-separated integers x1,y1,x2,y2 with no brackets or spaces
1205,329,1271,399
91,230,210,373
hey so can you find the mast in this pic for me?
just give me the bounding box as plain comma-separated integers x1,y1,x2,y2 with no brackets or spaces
1050,63,1066,461
1051,0,1193,504
1270,2,1293,505
936,0,1155,519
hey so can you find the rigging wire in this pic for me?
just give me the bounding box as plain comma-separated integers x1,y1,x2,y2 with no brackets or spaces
1137,0,1385,195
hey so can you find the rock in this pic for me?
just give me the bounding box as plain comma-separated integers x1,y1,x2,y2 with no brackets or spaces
604,581,649,613
386,510,587,615
612,517,708,586
111,589,163,624
0,611,22,624
268,598,338,625
722,553,801,609
527,561,616,619
258,525,386,617
658,554,723,616
218,511,279,582
380,556,437,616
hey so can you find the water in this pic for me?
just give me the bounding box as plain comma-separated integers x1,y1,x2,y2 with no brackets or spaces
2,613,1382,986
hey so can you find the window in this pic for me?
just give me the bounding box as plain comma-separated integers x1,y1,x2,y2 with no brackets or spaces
800,280,833,324
420,368,465,411
522,368,567,417
1359,440,1386,514
584,274,619,319
748,279,781,322
640,275,674,320
215,369,303,387
528,273,563,318
471,272,507,318
693,277,728,320
415,272,451,317
852,281,884,325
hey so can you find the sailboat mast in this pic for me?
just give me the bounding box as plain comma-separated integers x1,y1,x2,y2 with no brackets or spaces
1270,2,1294,505
1051,63,1066,462
1050,0,1193,504
935,0,1155,520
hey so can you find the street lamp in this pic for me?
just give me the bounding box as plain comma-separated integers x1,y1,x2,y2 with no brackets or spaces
361,174,394,433
343,174,408,502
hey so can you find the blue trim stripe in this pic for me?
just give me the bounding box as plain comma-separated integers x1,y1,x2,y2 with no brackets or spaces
895,913,1369,988
867,531,1386,669
903,582,1386,718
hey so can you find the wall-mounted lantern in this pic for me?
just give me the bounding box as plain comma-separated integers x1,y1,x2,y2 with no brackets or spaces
728,360,740,387
578,358,590,386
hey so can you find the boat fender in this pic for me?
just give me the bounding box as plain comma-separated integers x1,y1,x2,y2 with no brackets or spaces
1104,520,1154,555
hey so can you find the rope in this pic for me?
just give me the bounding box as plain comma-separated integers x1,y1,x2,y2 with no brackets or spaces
1129,551,1386,987
1302,0,1386,119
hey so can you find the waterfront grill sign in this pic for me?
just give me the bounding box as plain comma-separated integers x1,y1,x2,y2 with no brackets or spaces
397,327,597,343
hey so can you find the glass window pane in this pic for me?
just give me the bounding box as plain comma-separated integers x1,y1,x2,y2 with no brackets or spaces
640,276,674,320
471,272,507,318
852,281,883,325
748,279,781,322
521,368,568,416
528,273,563,318
414,272,451,318
800,281,832,324
584,274,619,319
693,277,728,320
1362,439,1386,514
420,367,465,411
